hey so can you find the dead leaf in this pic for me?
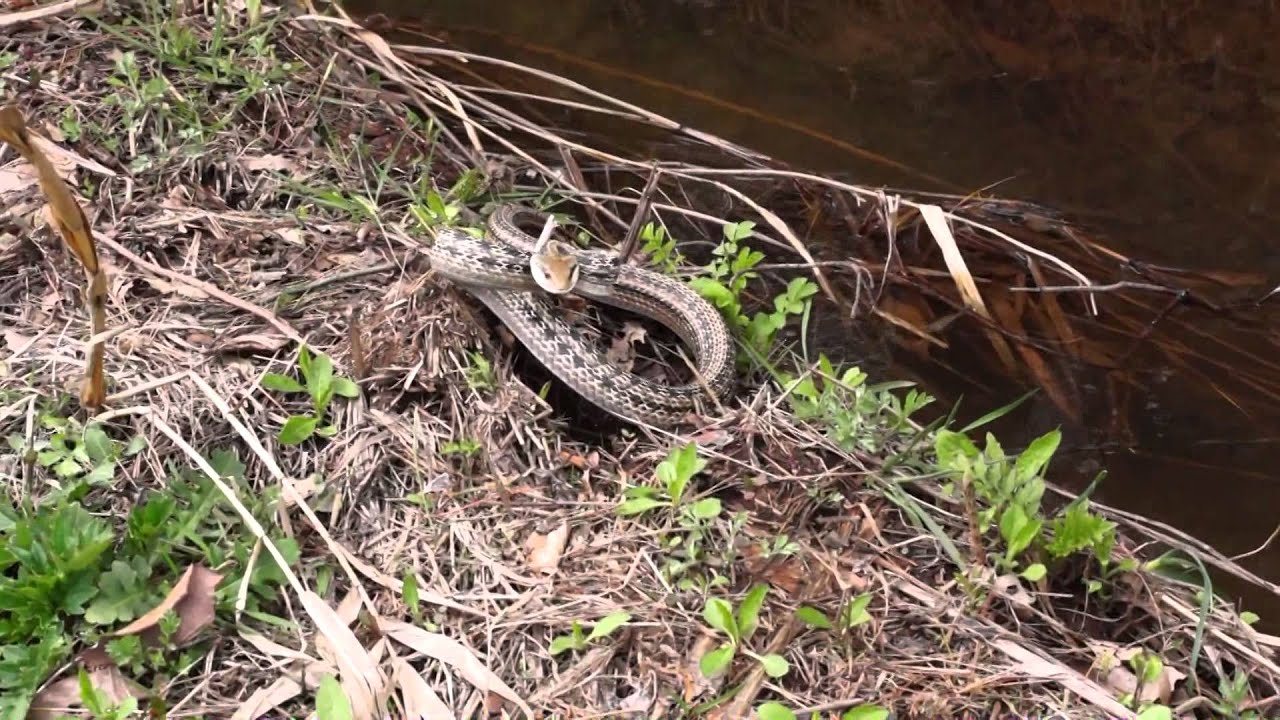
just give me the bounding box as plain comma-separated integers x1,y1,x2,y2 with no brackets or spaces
29,648,149,720
239,154,298,173
142,275,210,300
605,321,647,370
3,329,33,352
525,521,569,574
380,619,534,719
230,660,338,720
392,654,455,719
301,590,384,720
214,332,290,354
112,564,222,647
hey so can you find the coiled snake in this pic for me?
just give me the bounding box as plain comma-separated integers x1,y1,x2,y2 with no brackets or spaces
426,204,734,427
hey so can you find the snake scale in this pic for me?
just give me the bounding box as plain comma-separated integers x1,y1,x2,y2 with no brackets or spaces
425,204,734,427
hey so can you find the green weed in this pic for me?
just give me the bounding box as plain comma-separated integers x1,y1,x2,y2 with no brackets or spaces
698,584,789,680
548,611,631,656
260,345,360,446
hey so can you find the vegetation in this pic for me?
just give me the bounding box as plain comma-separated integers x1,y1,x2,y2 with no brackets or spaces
0,1,1274,719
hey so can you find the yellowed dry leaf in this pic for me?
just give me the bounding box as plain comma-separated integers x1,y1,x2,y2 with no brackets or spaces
240,154,298,173
336,586,363,626
143,274,210,300
300,590,384,720
3,329,32,353
0,163,33,198
214,332,290,354
112,563,222,647
392,654,455,719
525,521,569,574
380,619,534,719
239,628,321,663
229,660,338,720
605,321,647,370
28,648,149,720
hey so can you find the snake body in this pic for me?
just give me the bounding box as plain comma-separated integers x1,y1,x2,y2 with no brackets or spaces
425,204,734,427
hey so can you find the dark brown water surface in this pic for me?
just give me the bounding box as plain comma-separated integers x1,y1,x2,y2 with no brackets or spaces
344,0,1280,622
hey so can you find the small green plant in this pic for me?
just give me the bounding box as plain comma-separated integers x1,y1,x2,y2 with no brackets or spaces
639,221,682,274
795,592,873,634
462,351,496,391
689,220,818,359
616,443,725,590
616,442,714,517
75,666,140,720
314,674,354,720
934,428,1129,591
261,345,360,445
842,705,891,720
1213,669,1257,719
755,702,796,720
699,584,789,680
440,438,481,457
9,415,146,502
548,611,631,656
781,355,934,455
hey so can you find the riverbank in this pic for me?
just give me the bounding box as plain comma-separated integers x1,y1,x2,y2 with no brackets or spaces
2,2,1278,718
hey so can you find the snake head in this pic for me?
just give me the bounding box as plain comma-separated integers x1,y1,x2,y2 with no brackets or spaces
530,239,581,295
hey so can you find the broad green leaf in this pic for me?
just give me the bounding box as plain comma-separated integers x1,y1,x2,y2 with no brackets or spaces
314,674,353,720
1135,705,1172,720
1014,429,1061,482
1020,563,1047,582
85,558,151,625
758,653,789,678
737,584,768,642
998,504,1027,548
843,704,890,720
934,430,979,472
83,462,116,485
795,606,832,629
842,593,873,628
615,497,665,516
331,377,360,398
698,644,734,678
81,423,113,464
586,611,631,642
548,634,578,656
278,415,318,445
756,702,796,720
307,352,333,396
688,498,722,519
402,573,419,614
702,598,736,639
261,372,304,393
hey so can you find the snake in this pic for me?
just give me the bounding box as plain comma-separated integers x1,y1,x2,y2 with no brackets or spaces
424,203,735,427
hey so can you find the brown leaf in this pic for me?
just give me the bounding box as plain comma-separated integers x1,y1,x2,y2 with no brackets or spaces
239,154,299,173
142,275,210,300
300,590,383,720
214,332,290,354
525,521,569,574
380,619,534,719
28,648,149,720
605,321,647,370
3,329,32,352
393,654,454,719
112,564,222,647
230,660,338,720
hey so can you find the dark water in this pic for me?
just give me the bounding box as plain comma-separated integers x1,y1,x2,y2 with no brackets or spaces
346,1,1280,621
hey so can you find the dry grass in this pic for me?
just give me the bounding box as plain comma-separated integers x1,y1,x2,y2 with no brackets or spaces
2,1,1280,719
